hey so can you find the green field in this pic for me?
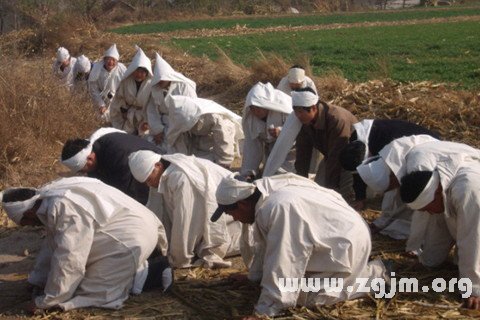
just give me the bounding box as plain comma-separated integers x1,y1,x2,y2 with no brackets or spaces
112,7,480,34
171,20,480,88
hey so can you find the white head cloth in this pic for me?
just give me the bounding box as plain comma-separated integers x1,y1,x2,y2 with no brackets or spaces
122,46,153,80
244,82,292,113
291,90,318,107
75,55,91,73
56,47,70,63
104,44,120,60
62,144,92,173
216,173,256,205
128,150,162,183
357,157,390,193
352,119,374,160
152,52,196,88
405,170,440,210
288,67,305,83
1,188,40,225
62,128,124,173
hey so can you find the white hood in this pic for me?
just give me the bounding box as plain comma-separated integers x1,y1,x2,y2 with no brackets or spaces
122,47,153,81
151,52,196,88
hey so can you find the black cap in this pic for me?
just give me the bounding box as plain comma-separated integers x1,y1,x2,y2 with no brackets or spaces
210,203,238,222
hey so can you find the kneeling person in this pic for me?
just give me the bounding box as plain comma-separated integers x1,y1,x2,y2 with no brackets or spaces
128,150,243,268
0,177,170,311
211,173,388,317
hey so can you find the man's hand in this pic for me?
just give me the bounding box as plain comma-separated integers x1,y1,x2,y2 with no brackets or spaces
268,126,281,139
153,132,164,145
465,296,480,310
99,106,107,115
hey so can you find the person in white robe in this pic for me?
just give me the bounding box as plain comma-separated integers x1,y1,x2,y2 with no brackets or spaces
276,65,317,96
145,53,197,152
240,82,295,177
52,47,77,90
72,54,91,93
399,141,480,309
355,135,438,241
0,177,169,311
211,173,388,317
128,150,244,268
110,47,153,134
165,95,244,168
88,44,127,122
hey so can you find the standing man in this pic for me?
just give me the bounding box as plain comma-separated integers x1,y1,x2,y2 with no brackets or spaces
88,44,127,123
0,177,169,311
61,127,161,204
211,173,388,318
263,88,358,199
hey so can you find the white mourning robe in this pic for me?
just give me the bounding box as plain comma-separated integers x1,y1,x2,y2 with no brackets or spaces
402,142,480,296
147,154,243,268
52,57,77,90
88,61,127,117
241,83,294,176
276,75,317,96
110,77,152,134
27,177,166,310
166,96,244,167
248,174,387,316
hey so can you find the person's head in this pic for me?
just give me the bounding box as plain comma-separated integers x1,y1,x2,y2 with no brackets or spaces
133,67,148,82
400,170,444,214
128,150,168,188
287,65,306,90
1,188,43,226
56,47,70,67
339,141,367,171
249,105,269,120
104,56,117,72
291,87,319,125
61,139,96,173
156,80,171,89
356,157,391,194
211,174,260,224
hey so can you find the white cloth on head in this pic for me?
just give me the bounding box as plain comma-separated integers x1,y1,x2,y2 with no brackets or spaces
357,157,390,193
151,52,196,88
74,55,91,73
287,67,305,83
241,82,293,175
1,189,40,225
277,74,317,96
22,177,166,310
104,44,120,60
56,47,69,62
291,90,318,107
405,170,440,210
379,134,439,181
352,119,374,160
146,154,246,268
109,49,152,133
216,173,256,205
128,150,162,183
122,47,153,81
61,144,92,173
246,173,387,316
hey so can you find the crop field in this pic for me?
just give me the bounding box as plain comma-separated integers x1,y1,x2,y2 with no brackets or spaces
112,6,480,34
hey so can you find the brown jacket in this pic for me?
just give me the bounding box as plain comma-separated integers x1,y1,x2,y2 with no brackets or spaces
295,101,358,189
